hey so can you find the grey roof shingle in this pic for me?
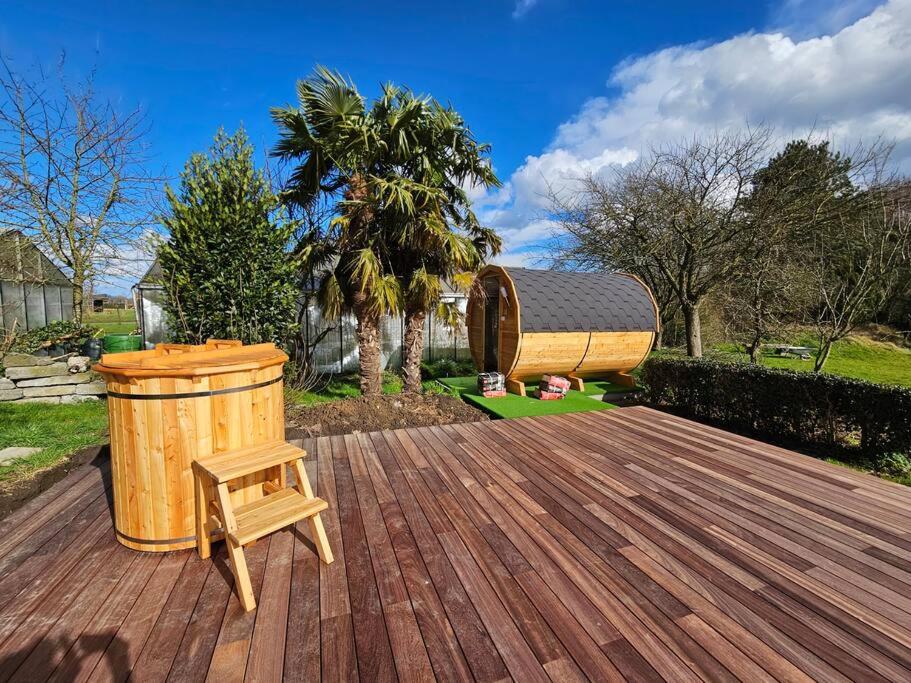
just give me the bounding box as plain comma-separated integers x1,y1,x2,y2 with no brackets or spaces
503,267,657,333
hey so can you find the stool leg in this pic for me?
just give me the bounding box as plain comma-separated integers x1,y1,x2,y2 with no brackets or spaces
290,458,315,499
216,483,256,611
307,514,334,565
291,458,334,565
226,537,256,610
194,473,211,560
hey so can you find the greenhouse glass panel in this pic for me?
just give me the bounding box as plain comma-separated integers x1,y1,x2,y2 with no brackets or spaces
1,282,26,331
60,287,74,320
24,283,46,328
44,285,63,321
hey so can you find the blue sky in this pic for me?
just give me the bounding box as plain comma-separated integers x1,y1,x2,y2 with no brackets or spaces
2,0,906,293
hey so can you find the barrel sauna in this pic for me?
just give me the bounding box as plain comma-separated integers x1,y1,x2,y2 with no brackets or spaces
94,340,288,552
466,266,659,396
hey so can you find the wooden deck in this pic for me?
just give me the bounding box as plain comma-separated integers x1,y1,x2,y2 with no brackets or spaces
0,406,910,681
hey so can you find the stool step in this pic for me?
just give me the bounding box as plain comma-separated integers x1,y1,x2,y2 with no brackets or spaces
194,441,306,483
230,488,328,547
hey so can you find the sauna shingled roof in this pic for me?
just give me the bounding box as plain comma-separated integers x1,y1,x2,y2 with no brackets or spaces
503,267,657,333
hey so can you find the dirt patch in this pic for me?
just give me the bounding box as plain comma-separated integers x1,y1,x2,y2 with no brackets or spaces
0,444,106,521
286,393,488,439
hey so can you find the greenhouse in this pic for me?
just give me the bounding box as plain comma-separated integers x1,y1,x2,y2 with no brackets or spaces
0,230,74,333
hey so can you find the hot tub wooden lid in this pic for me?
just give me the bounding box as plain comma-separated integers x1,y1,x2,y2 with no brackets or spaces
94,340,288,378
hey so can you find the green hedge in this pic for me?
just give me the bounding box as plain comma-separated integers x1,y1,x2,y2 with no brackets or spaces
641,356,911,460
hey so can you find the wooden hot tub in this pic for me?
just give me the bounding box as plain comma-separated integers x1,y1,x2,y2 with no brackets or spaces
94,340,287,552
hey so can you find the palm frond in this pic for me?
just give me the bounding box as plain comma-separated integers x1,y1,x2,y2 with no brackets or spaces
368,273,402,317
406,267,443,308
435,299,464,331
317,271,344,320
348,247,382,292
450,270,476,294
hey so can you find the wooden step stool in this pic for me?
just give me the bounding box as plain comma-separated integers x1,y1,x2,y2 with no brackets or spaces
193,441,334,611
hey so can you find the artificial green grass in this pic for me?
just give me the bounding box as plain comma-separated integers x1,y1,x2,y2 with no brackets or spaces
438,376,617,419
711,334,911,387
581,379,639,396
0,400,109,482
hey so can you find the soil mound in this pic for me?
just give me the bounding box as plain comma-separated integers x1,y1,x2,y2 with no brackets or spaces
286,392,488,439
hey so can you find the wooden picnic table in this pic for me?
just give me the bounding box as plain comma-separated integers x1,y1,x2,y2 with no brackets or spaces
766,344,814,360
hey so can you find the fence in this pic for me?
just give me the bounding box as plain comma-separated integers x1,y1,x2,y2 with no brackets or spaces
301,295,471,373
135,286,473,372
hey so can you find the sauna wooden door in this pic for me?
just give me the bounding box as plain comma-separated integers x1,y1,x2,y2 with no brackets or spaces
483,277,499,371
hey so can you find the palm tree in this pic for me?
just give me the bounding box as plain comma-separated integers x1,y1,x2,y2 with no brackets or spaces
383,96,502,392
272,68,499,395
272,68,435,394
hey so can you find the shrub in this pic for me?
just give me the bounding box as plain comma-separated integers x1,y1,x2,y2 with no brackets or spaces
158,128,299,345
876,452,911,478
12,320,101,354
421,358,476,380
641,356,911,461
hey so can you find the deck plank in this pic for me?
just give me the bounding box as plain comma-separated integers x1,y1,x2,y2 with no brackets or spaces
245,528,294,682
329,435,397,682
205,539,272,683
1,407,910,681
129,553,212,680
381,429,510,683
167,546,232,682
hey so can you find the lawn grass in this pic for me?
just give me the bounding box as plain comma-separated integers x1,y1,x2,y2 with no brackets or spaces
822,457,911,488
0,400,109,483
438,375,617,419
711,334,911,387
83,308,138,336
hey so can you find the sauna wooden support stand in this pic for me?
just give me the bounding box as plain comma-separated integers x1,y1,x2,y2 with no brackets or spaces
193,441,333,611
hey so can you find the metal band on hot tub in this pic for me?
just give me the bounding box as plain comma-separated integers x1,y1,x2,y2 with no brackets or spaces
115,527,225,545
105,373,283,400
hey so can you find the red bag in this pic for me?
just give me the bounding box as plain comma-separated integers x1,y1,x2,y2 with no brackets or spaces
541,375,571,390
534,389,565,400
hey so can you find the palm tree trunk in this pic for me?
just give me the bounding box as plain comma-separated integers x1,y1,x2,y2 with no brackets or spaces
352,292,382,395
402,307,426,393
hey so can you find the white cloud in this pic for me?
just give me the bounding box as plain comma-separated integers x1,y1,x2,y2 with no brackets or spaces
491,250,539,268
771,0,886,37
509,147,637,214
487,0,911,266
496,218,558,247
512,0,539,19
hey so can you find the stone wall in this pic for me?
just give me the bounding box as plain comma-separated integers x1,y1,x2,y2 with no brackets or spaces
0,353,106,404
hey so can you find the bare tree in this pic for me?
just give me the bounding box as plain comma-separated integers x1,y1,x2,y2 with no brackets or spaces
719,137,846,362
0,55,157,323
547,176,678,347
806,175,911,370
549,127,773,356
718,244,812,362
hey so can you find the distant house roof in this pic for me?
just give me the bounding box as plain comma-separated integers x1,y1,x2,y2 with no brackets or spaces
501,267,658,334
0,230,72,286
